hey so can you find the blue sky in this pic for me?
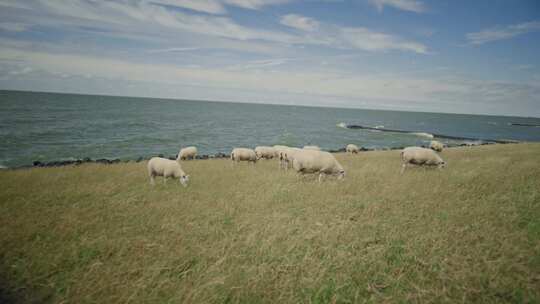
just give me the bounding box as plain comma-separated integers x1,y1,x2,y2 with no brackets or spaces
0,0,539,116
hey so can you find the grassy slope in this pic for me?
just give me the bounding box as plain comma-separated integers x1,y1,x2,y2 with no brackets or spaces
0,144,539,303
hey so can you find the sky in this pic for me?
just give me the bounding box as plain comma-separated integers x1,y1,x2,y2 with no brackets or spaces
0,0,539,117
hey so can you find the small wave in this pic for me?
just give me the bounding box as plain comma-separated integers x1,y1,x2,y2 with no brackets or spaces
336,122,348,129
0,164,7,169
411,132,434,139
375,125,384,129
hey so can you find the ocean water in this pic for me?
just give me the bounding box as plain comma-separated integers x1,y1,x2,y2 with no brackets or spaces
1,90,539,168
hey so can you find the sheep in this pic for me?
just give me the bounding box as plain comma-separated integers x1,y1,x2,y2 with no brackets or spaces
303,145,321,151
279,147,302,170
273,145,291,168
147,157,189,186
273,145,289,158
292,149,345,182
429,140,444,152
400,147,446,174
346,144,360,154
255,146,276,160
231,148,257,164
178,146,198,160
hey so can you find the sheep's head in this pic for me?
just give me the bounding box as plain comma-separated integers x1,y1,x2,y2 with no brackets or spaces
337,170,345,180
180,175,189,187
438,161,446,169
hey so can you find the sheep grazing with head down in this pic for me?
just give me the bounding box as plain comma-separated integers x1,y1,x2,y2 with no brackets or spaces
147,157,189,186
231,148,257,164
292,149,345,182
429,140,444,152
303,145,321,151
255,146,276,160
273,145,289,158
400,146,446,174
178,146,197,160
346,144,359,154
279,147,302,170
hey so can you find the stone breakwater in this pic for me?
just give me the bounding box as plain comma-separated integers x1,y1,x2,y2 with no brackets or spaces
4,141,504,170
28,152,231,169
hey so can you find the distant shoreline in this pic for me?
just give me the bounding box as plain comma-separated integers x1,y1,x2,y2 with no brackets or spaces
1,141,522,170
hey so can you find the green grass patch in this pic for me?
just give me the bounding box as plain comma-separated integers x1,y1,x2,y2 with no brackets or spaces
1,143,539,303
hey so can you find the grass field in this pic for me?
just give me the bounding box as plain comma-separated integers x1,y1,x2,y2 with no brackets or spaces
1,143,539,303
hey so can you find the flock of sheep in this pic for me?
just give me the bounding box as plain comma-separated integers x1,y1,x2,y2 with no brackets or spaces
147,140,447,187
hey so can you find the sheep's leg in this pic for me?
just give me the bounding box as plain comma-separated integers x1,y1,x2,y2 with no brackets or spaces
318,173,325,183
163,176,167,184
400,163,407,174
149,174,155,186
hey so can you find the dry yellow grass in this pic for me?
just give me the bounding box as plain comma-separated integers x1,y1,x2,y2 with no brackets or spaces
1,143,539,303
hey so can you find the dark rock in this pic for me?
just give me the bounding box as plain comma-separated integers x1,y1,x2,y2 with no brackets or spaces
136,157,144,163
158,154,164,158
33,161,43,167
215,152,228,158
359,147,370,151
168,156,176,160
83,157,92,163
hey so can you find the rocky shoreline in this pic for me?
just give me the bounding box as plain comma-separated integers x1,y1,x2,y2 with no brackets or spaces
1,141,506,170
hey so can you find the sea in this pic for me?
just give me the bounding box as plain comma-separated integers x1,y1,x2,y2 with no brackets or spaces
1,90,539,168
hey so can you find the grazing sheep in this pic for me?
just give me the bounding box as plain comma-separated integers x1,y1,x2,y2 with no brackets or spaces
279,147,302,170
273,145,289,158
255,146,276,160
401,147,446,174
147,157,189,186
273,145,291,168
346,144,360,154
303,145,321,151
178,146,198,160
231,148,257,164
292,150,345,182
429,140,444,152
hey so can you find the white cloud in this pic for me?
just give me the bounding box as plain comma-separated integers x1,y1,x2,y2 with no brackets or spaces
466,21,540,45
280,14,319,32
340,27,427,53
0,0,34,10
3,1,426,54
369,0,425,13
146,47,202,53
223,0,293,10
148,0,227,14
226,58,290,70
1,46,538,116
0,22,29,32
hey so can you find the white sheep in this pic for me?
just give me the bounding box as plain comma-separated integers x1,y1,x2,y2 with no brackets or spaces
273,145,291,168
346,144,360,154
178,146,198,160
231,148,257,164
255,146,276,160
429,140,444,152
279,147,302,170
400,146,446,174
292,150,345,182
147,157,189,186
303,145,321,151
273,145,289,158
